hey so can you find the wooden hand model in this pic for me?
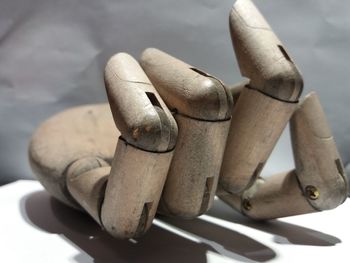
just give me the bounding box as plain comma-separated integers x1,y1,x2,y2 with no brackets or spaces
29,0,348,239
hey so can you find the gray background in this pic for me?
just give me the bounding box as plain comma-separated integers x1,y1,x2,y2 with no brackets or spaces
1,0,349,185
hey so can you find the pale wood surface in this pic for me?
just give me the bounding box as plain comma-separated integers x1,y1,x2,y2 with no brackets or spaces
29,104,118,208
230,0,303,102
220,88,296,194
291,92,348,210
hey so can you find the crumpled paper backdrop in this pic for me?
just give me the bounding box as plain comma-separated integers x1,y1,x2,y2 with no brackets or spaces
1,0,350,185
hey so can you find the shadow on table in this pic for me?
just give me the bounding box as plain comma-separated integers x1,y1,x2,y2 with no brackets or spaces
20,191,274,263
19,191,340,263
207,199,341,246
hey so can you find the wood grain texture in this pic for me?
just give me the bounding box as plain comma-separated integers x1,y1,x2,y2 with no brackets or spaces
218,171,315,220
140,48,233,121
159,115,231,218
101,138,173,238
230,0,303,102
220,88,297,194
217,92,348,220
291,92,348,210
29,104,118,209
67,165,110,224
105,53,177,152
30,53,178,238
141,48,233,217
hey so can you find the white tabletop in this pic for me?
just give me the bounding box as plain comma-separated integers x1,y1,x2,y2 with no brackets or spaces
1,180,349,263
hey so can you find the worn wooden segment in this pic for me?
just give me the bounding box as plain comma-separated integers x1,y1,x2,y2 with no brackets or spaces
104,53,177,152
220,0,303,194
218,171,315,220
29,104,118,209
101,138,173,238
229,0,303,101
141,48,233,217
99,53,177,238
30,53,178,239
67,164,111,224
218,92,348,220
159,115,231,218
140,48,232,121
220,88,297,194
291,92,348,210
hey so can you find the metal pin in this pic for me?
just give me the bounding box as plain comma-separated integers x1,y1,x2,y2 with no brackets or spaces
305,185,320,200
